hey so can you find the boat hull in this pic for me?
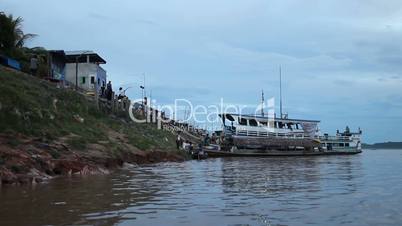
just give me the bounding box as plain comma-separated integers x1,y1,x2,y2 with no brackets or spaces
206,149,362,157
232,135,320,150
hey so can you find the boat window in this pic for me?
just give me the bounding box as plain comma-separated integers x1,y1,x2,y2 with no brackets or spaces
260,121,268,126
249,119,258,126
278,122,284,129
339,143,344,147
238,118,247,125
225,114,235,121
345,143,349,147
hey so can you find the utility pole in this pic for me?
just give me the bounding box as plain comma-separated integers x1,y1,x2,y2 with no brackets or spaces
143,73,146,101
140,73,145,106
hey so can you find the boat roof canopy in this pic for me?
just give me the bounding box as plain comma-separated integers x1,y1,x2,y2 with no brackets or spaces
219,113,320,123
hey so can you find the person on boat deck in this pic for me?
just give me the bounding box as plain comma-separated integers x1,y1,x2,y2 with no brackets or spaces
204,134,210,146
219,134,224,145
211,133,217,144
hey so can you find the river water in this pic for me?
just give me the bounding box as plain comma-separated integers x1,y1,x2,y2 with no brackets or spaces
1,149,402,226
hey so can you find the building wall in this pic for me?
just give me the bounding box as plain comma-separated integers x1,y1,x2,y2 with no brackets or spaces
97,65,107,90
65,63,107,92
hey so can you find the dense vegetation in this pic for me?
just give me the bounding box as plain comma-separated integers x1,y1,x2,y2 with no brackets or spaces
0,66,178,153
0,12,48,76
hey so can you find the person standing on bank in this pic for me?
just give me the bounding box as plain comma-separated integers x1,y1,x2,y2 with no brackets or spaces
100,84,106,98
176,134,182,149
30,55,38,76
106,81,113,101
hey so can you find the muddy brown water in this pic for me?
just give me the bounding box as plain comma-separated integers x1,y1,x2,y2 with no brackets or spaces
1,149,402,226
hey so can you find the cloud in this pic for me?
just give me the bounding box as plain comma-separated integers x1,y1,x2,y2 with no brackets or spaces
88,12,112,21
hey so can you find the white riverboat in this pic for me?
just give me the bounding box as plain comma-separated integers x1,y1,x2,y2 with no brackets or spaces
206,113,362,157
206,68,362,157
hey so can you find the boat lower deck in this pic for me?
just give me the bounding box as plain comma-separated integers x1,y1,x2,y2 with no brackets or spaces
205,149,362,157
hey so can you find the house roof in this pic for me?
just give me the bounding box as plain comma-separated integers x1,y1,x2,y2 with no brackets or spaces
64,50,106,64
48,50,66,58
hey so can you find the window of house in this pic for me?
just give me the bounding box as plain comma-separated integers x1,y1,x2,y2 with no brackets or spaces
91,76,95,84
81,77,86,84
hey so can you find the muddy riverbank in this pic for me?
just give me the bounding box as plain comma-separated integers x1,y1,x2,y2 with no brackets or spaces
0,133,185,185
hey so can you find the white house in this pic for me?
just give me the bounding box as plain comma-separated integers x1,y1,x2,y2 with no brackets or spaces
64,50,107,93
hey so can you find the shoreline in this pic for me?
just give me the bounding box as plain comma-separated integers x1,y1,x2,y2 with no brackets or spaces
0,133,186,186
0,67,188,186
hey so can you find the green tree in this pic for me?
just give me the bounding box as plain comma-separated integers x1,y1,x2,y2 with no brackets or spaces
0,12,37,56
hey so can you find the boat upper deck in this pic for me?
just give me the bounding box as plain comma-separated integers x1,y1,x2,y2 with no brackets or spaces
219,113,320,124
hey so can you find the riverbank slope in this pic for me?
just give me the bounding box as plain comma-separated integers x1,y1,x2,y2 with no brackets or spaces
0,66,184,185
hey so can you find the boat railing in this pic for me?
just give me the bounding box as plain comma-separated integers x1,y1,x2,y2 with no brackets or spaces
236,130,310,139
319,135,353,141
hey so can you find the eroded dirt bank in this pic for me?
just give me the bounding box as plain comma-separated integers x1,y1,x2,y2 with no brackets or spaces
0,134,185,185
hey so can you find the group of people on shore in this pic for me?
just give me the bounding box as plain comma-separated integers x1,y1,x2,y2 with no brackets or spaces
99,81,127,102
176,133,207,159
100,81,113,100
175,133,201,152
175,131,222,151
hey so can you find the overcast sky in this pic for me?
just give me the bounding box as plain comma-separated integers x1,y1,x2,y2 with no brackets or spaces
3,0,402,143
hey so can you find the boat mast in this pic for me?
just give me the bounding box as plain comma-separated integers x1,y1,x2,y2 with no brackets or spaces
261,89,265,117
279,66,283,119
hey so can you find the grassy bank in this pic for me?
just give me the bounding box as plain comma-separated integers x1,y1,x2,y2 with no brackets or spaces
0,66,184,184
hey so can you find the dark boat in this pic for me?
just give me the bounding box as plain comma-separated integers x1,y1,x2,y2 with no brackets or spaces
190,150,208,160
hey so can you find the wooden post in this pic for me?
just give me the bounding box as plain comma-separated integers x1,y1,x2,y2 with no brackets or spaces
111,92,116,113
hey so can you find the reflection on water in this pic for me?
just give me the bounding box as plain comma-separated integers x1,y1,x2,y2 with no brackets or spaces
1,149,402,226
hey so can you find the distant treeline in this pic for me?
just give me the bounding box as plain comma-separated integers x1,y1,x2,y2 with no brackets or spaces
362,142,402,149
